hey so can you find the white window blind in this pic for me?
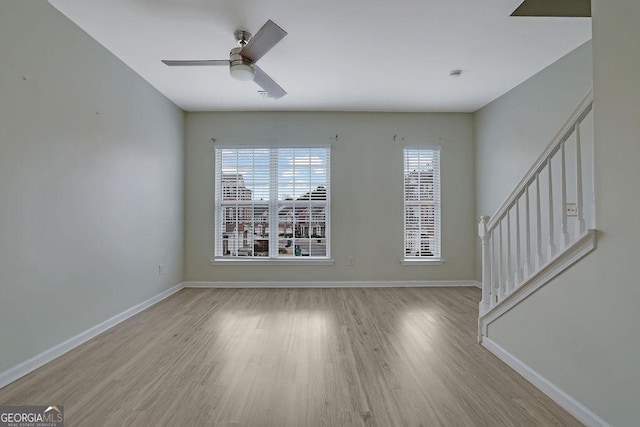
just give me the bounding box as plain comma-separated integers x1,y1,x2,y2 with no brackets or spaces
215,147,330,259
403,148,441,259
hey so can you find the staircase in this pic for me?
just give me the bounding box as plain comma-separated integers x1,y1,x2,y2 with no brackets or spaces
477,89,596,342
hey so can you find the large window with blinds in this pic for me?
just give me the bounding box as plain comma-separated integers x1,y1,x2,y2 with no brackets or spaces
214,147,330,259
403,147,441,260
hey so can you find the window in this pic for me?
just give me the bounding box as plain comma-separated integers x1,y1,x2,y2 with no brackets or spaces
215,147,330,260
403,147,441,260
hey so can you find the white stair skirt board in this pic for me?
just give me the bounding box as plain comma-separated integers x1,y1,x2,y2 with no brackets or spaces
185,280,481,288
0,282,186,390
479,229,596,338
482,337,610,427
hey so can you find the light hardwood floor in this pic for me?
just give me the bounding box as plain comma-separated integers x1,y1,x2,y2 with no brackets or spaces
0,287,580,426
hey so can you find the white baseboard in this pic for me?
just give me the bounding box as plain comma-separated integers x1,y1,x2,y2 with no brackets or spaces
0,282,185,390
482,337,610,427
184,280,480,288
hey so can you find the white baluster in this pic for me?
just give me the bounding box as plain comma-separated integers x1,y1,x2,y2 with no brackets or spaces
498,220,505,300
560,140,570,248
575,122,587,236
525,186,532,278
535,173,544,268
547,159,556,259
478,216,491,316
491,233,498,308
515,197,521,286
506,210,512,293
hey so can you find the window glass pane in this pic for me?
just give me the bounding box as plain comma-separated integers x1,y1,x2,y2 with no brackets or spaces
253,239,269,256
293,183,312,200
294,239,311,256
278,205,295,239
219,205,268,257
253,206,270,239
294,207,310,238
310,239,327,257
278,239,294,257
278,148,328,201
310,208,327,238
220,149,271,202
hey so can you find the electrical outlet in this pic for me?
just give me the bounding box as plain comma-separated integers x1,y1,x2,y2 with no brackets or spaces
158,264,164,276
348,256,355,266
566,203,578,217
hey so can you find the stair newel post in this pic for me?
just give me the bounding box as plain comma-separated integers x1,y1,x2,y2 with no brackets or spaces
479,216,491,316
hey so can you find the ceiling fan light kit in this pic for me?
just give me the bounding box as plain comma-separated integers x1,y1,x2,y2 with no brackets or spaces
229,63,256,81
229,47,256,81
162,20,288,99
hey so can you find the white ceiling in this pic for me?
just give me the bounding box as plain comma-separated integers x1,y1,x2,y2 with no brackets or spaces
47,0,591,112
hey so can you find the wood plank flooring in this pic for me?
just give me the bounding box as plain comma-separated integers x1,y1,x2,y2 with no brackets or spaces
0,287,580,426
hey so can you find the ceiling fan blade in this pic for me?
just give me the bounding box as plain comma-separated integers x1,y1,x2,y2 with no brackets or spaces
253,66,287,99
162,60,230,66
240,20,287,62
511,0,591,17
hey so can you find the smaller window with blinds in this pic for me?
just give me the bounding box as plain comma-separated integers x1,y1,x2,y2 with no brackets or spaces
403,147,441,260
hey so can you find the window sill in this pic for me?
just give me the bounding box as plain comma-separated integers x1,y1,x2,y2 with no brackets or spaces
401,258,445,266
211,258,335,266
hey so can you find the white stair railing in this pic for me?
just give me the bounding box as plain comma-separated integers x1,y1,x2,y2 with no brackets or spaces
478,90,594,317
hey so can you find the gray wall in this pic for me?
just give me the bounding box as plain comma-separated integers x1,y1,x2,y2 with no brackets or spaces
474,41,593,221
478,3,640,424
473,41,593,280
0,1,184,373
185,112,475,282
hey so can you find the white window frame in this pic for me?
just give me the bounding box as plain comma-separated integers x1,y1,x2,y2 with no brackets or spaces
402,146,442,264
213,145,331,263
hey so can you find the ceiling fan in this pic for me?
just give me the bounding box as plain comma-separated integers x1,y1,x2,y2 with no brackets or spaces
162,20,288,99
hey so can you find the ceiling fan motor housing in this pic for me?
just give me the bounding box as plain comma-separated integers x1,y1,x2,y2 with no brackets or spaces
229,47,256,81
234,30,252,46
